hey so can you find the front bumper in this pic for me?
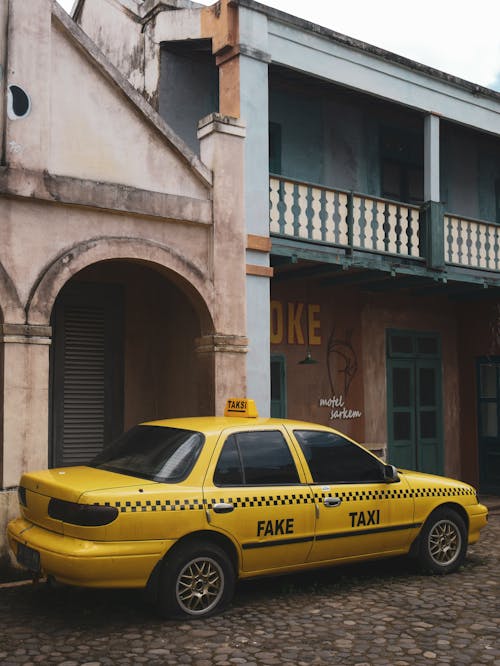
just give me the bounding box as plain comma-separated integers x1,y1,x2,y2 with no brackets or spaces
8,518,175,588
467,503,489,544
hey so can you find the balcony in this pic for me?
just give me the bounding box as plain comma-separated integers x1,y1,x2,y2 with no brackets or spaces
270,175,500,283
445,214,500,271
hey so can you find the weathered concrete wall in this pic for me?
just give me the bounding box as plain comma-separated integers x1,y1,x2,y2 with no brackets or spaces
0,198,212,322
361,292,460,479
441,124,480,219
159,46,218,154
0,1,8,164
48,21,207,197
77,0,148,96
271,281,462,479
268,87,323,184
269,83,425,197
270,283,365,444
4,0,51,172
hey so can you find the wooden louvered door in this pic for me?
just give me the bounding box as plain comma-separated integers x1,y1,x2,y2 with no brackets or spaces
50,283,124,467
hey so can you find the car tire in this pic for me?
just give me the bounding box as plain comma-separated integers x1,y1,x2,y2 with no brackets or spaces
417,507,467,575
157,540,235,619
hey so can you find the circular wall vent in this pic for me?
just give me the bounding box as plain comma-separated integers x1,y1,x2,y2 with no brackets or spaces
7,84,31,119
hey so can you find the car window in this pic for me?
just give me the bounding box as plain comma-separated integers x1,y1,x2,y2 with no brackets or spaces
91,425,204,483
294,430,384,484
214,431,300,486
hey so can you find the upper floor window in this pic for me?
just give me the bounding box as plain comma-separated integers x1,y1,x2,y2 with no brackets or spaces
380,127,423,205
214,431,300,486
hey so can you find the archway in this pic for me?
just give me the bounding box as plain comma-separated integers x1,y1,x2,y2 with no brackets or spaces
49,259,214,467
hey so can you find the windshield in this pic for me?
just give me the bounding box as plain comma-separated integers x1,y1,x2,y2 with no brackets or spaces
90,425,204,483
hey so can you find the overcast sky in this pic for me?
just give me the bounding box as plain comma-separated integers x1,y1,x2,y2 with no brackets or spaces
57,0,500,91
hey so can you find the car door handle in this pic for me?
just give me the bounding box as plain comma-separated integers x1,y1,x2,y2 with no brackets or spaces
323,497,342,507
212,502,234,514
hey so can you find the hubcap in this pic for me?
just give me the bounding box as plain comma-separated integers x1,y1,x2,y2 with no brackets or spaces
428,519,462,566
176,556,224,616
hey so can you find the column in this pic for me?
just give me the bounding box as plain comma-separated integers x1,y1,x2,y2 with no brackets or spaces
198,114,248,415
239,7,272,416
423,113,444,269
1,324,51,489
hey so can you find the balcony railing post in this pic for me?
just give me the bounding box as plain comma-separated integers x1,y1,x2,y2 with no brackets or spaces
421,201,444,270
347,191,354,254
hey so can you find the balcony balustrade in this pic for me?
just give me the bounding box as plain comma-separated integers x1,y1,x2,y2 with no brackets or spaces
445,214,500,271
269,175,421,259
270,175,500,275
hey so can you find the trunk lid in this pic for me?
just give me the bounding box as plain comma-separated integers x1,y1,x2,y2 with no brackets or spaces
19,466,155,534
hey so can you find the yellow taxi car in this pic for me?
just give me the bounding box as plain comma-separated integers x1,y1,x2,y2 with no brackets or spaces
8,399,488,619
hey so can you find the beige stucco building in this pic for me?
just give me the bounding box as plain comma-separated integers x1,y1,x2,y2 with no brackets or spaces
0,0,254,566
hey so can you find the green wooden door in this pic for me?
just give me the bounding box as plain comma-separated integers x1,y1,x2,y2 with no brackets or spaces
477,359,500,494
270,354,287,418
387,331,443,474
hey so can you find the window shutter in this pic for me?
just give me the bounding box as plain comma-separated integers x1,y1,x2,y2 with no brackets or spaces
51,283,124,468
61,305,106,466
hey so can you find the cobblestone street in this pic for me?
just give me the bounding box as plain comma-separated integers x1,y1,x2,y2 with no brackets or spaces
0,509,498,666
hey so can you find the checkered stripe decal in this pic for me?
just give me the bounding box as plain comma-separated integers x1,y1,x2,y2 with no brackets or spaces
314,486,475,503
98,494,314,513
99,498,206,513
95,486,474,513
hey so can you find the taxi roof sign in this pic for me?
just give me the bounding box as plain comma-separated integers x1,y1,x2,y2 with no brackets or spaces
224,398,258,418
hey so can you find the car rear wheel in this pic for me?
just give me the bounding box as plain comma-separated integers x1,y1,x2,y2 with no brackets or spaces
158,540,235,619
418,508,467,574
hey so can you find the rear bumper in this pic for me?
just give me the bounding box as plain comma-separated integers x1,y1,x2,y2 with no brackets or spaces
467,503,488,544
8,518,175,588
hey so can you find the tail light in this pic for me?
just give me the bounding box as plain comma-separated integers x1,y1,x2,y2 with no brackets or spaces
18,486,27,507
48,498,118,526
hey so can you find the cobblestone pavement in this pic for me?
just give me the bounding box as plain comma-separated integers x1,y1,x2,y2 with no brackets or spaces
0,511,498,666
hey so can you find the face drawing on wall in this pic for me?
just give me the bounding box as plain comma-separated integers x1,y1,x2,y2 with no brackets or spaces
327,328,358,397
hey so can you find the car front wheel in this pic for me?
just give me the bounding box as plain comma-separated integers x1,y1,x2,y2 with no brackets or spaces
158,540,235,619
418,507,467,574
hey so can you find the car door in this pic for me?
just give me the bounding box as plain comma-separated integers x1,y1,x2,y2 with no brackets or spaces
203,427,315,574
289,428,416,564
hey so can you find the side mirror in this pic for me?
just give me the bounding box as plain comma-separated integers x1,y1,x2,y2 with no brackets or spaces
383,464,399,483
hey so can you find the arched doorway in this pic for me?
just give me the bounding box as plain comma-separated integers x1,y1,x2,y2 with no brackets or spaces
49,260,210,467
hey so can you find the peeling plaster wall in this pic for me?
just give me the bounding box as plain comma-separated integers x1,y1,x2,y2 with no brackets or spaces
0,1,8,164
361,293,460,479
77,0,147,95
0,198,212,318
49,23,207,198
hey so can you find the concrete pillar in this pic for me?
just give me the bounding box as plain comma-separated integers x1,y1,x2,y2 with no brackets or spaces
239,7,272,416
198,114,248,415
1,324,51,488
423,114,444,270
424,113,440,203
195,335,248,416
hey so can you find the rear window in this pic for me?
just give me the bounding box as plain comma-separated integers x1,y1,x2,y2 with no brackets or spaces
90,425,204,483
